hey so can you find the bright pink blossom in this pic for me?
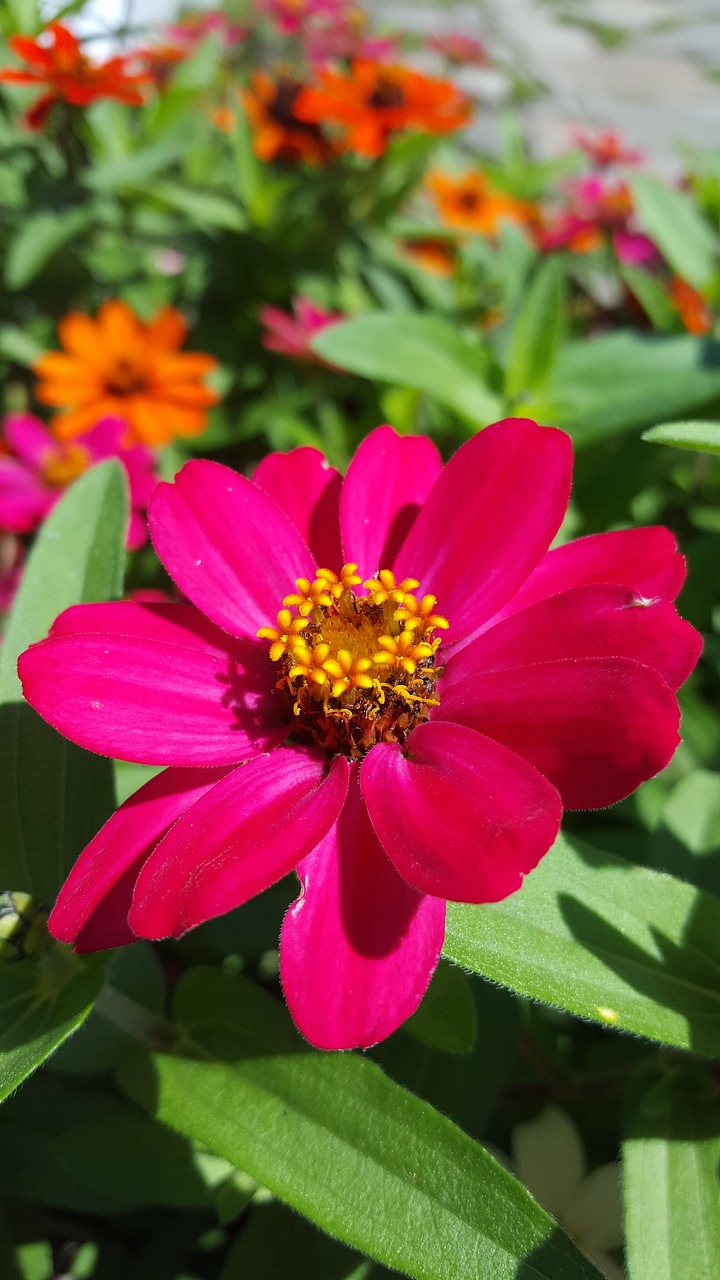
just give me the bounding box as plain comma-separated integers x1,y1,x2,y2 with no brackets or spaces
19,420,700,1050
0,533,23,618
259,296,344,363
539,175,657,265
254,0,343,37
165,10,247,48
0,413,159,550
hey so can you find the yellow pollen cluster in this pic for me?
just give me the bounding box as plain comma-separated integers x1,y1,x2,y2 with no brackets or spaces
257,564,449,758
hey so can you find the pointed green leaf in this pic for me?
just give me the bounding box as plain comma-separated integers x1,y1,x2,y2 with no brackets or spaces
4,208,93,290
623,1072,720,1280
505,257,566,399
120,968,602,1280
312,313,503,427
0,461,127,905
526,331,720,444
630,175,719,290
0,952,106,1103
444,832,720,1057
642,421,720,455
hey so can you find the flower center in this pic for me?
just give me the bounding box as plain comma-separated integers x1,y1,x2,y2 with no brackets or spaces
368,77,406,111
107,356,146,395
42,442,91,489
258,564,448,760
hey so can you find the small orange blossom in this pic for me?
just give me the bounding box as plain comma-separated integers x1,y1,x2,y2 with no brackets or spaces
34,301,219,447
427,170,537,235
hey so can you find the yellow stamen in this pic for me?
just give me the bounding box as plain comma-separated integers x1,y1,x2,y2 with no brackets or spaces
257,608,309,662
394,593,449,633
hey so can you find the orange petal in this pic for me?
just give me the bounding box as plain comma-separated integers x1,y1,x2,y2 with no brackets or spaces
34,352,104,391
158,383,220,408
96,299,144,360
152,353,218,380
145,307,187,353
56,313,109,372
51,398,122,439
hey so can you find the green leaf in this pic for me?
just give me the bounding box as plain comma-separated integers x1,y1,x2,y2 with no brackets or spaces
372,978,517,1141
136,180,246,231
403,959,477,1054
120,968,602,1280
630,174,719,290
84,139,187,190
4,208,93,290
0,325,45,368
0,1071,226,1211
527,331,720,444
443,832,720,1058
312,313,503,427
621,265,678,330
505,257,566,400
623,1071,720,1280
221,1201,380,1280
642,420,720,455
0,952,106,1104
0,462,127,905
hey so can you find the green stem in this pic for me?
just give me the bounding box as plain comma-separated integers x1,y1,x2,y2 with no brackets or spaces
94,983,176,1051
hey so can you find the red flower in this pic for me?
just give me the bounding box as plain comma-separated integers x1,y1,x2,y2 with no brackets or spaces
0,23,149,130
571,128,643,168
294,59,471,158
19,421,700,1050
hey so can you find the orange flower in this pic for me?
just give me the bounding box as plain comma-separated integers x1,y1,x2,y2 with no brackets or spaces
294,59,471,159
427,170,537,235
34,301,220,447
400,237,456,276
669,277,713,336
0,23,149,130
242,71,334,165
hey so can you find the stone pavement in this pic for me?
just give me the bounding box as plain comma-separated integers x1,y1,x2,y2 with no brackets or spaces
378,0,720,171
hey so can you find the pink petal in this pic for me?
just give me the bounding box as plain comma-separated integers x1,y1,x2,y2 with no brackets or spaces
129,749,349,937
360,720,562,903
48,765,232,952
252,447,343,567
446,584,701,693
3,412,53,469
19,602,288,766
340,425,444,574
280,767,446,1050
0,458,54,532
493,526,686,626
149,460,314,640
392,419,573,644
440,657,680,809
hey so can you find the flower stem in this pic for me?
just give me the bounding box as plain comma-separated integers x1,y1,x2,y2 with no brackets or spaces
94,983,176,1050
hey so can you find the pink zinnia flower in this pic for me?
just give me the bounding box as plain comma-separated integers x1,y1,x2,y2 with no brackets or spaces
540,176,657,266
0,533,23,618
259,296,344,363
19,419,700,1051
165,11,247,48
0,413,159,550
254,0,343,37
